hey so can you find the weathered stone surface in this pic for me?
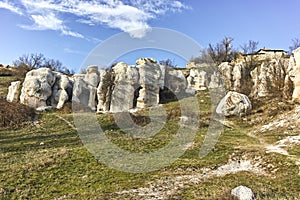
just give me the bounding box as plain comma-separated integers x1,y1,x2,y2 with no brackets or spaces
232,62,243,92
20,68,56,108
72,74,90,107
216,91,252,117
218,62,233,90
110,62,139,112
97,70,113,113
6,81,21,102
208,71,221,89
165,67,187,94
187,68,208,91
136,58,161,109
250,59,286,98
231,185,255,200
292,47,300,102
50,72,72,109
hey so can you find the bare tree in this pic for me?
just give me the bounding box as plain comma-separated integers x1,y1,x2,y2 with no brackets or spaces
13,53,71,74
241,40,259,54
289,38,300,53
13,53,45,69
205,36,236,64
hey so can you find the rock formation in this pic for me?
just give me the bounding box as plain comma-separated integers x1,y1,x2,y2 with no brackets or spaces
97,69,113,112
9,49,300,115
216,91,252,117
110,62,139,112
136,58,162,109
50,72,73,109
18,67,72,109
20,68,56,108
6,81,21,103
291,47,300,102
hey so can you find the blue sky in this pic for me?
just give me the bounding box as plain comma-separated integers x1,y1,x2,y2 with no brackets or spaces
0,0,299,72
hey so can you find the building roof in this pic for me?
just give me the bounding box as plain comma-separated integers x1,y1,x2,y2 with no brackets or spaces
256,48,287,54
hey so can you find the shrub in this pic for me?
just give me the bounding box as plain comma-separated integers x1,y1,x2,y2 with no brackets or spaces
0,97,35,128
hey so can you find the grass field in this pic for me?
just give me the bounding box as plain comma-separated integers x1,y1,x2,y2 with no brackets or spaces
1,88,300,199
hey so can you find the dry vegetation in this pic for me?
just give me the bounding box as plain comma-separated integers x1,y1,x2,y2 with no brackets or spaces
0,98,36,128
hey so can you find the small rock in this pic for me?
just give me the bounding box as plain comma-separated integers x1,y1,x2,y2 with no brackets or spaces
231,185,255,200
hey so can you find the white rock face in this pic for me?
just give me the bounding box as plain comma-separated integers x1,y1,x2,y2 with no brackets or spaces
187,68,208,91
6,81,21,102
218,62,233,90
20,68,56,108
216,91,252,117
136,58,161,109
85,66,100,110
110,62,139,112
97,70,112,113
208,71,221,89
50,72,72,109
292,47,300,102
250,59,286,98
232,62,243,92
165,67,187,94
72,74,90,108
231,185,255,200
72,66,100,111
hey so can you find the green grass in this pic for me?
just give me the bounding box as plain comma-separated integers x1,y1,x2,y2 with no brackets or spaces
1,91,300,199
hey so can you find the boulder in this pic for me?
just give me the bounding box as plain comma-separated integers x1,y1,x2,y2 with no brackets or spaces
136,58,161,109
231,185,255,200
6,81,21,102
216,91,252,117
20,68,56,108
110,62,139,112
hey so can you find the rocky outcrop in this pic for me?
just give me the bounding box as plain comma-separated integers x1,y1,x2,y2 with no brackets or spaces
20,68,56,108
50,72,72,109
291,47,300,102
110,62,139,112
186,63,222,92
19,68,72,109
165,67,186,94
231,185,255,200
250,59,287,98
216,91,252,117
6,81,21,102
97,69,113,113
136,58,162,109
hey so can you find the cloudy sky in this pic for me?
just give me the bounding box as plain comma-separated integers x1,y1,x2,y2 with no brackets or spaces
0,0,300,71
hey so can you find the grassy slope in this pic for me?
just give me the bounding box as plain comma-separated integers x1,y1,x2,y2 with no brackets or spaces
0,73,299,199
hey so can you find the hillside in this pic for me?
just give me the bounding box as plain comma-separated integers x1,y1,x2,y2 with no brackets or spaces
1,64,300,199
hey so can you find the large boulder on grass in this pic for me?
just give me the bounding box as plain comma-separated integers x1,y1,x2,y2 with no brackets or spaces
216,91,252,117
20,68,56,108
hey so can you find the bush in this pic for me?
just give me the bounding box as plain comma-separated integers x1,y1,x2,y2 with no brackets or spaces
0,98,36,128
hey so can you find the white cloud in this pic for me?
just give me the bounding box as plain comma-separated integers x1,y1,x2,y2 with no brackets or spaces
0,1,23,15
6,0,189,39
20,13,84,38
